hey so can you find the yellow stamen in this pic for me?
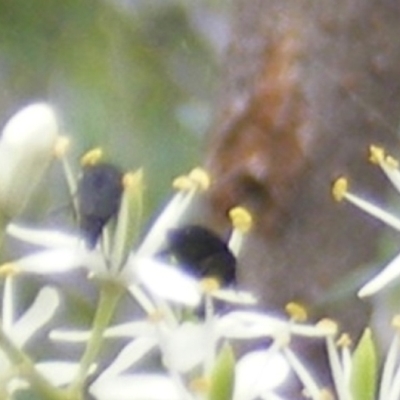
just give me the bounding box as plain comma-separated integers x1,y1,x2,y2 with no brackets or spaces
172,175,195,191
229,207,253,233
189,377,210,394
391,315,400,330
200,277,221,293
319,388,335,400
123,170,143,189
80,147,103,166
188,168,211,191
336,333,352,348
53,136,70,158
316,319,339,335
172,168,210,192
369,145,385,165
331,177,348,202
0,263,19,277
285,302,308,322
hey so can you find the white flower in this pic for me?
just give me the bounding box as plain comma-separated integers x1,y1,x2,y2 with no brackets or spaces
0,103,59,219
282,319,395,400
48,287,331,400
379,317,400,400
282,319,339,400
90,374,183,400
233,350,289,400
89,354,290,400
332,146,400,297
0,275,63,394
51,307,331,400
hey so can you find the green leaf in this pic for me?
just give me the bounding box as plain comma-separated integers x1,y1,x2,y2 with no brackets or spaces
350,328,377,400
208,343,235,400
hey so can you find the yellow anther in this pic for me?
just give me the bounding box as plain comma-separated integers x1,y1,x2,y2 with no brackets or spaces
369,145,385,165
188,168,211,191
200,277,221,293
80,148,103,166
316,319,339,336
172,168,210,192
392,315,400,330
336,333,352,348
123,170,143,189
229,207,253,233
172,175,195,191
331,177,348,202
285,302,308,322
319,388,335,400
386,155,399,169
0,263,19,277
148,310,165,323
189,377,210,394
53,136,70,158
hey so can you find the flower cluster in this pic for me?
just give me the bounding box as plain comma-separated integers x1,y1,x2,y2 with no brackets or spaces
332,145,400,297
2,104,400,400
0,103,333,400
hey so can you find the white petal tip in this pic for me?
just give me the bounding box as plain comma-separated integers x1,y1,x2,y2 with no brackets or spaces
3,103,58,145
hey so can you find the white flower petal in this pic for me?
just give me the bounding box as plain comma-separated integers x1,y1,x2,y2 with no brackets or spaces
212,289,257,305
13,248,84,274
134,257,201,306
234,351,289,400
51,321,156,343
217,312,330,340
7,224,80,248
100,338,157,379
50,330,91,343
136,191,195,257
387,361,400,400
380,334,400,400
358,252,400,297
35,361,89,387
217,312,286,339
12,286,60,347
161,322,207,373
105,321,156,338
90,374,181,400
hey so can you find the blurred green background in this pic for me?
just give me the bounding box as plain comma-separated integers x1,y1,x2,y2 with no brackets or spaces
0,0,232,215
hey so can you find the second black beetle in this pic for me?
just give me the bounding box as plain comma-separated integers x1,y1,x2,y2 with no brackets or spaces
162,225,237,287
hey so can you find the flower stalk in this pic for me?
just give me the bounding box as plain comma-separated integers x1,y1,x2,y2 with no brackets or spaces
68,280,124,396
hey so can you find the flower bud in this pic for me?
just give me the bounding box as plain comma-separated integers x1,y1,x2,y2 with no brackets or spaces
0,103,59,219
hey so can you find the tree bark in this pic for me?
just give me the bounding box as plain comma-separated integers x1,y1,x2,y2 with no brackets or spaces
205,0,400,372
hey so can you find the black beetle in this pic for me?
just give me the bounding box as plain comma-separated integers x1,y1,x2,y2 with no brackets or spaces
162,225,236,287
77,163,123,248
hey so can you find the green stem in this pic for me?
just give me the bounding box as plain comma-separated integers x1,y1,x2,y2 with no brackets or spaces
68,280,124,397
